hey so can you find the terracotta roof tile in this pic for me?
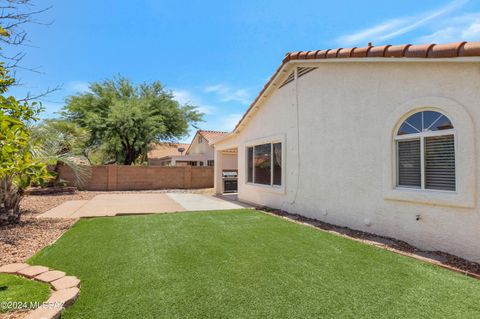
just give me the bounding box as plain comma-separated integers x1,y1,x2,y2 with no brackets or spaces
228,41,480,135
306,50,318,59
197,130,229,144
405,43,435,58
429,42,466,58
338,47,357,58
316,49,329,59
148,143,189,159
352,46,372,58
368,45,391,57
298,51,309,59
290,51,301,60
459,42,480,56
385,44,411,57
326,48,342,58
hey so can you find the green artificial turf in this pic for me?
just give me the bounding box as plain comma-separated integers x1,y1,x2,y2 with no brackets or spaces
29,210,480,318
0,273,50,313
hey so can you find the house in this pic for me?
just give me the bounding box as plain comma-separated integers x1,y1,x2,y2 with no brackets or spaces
213,41,480,263
150,130,237,168
147,142,190,165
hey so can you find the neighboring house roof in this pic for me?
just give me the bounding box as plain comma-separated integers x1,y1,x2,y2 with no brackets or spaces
213,41,480,145
198,130,229,144
148,142,190,160
186,130,229,154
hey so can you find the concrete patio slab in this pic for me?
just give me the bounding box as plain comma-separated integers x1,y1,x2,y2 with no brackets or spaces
166,193,249,211
39,192,251,218
40,200,89,218
70,194,185,217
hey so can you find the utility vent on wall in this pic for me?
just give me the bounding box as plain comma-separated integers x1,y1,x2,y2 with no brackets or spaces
297,66,317,77
278,67,318,89
279,71,295,88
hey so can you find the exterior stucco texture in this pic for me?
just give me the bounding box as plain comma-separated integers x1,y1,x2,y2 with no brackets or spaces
215,61,480,263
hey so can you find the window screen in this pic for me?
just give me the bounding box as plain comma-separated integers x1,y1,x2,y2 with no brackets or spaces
425,135,455,191
397,139,421,188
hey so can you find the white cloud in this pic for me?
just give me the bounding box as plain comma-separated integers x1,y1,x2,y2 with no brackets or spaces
65,81,90,93
416,13,480,43
336,0,469,46
172,89,216,115
204,84,251,105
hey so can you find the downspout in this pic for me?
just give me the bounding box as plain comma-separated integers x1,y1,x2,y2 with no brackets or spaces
290,66,301,205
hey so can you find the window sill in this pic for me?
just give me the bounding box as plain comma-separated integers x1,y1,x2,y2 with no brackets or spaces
383,187,474,208
245,182,285,194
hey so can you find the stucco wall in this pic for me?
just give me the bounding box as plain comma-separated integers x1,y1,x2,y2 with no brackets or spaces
215,61,480,263
221,153,238,170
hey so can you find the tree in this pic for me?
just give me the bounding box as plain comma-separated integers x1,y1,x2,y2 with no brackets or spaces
62,76,203,165
0,55,50,225
31,119,91,186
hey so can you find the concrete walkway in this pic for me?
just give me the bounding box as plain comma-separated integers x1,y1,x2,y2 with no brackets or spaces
39,193,250,218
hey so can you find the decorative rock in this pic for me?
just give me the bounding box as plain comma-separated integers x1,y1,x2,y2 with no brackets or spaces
0,263,30,273
47,287,80,307
35,270,66,283
50,276,80,291
24,306,62,319
17,265,49,278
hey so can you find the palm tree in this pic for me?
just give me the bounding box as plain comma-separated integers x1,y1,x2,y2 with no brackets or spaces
30,120,91,187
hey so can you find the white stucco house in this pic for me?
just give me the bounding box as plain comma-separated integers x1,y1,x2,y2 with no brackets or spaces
213,41,480,263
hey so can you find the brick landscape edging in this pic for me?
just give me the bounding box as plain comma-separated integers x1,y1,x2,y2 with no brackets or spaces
0,263,80,319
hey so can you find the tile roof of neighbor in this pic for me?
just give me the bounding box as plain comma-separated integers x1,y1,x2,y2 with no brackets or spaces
228,41,480,134
197,130,229,144
148,142,190,159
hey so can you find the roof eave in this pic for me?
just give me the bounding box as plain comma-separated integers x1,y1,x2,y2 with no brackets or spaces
225,57,480,141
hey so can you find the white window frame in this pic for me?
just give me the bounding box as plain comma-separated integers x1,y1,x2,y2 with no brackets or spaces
245,134,285,194
395,128,456,192
382,97,475,208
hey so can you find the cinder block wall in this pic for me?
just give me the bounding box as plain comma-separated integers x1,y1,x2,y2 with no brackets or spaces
59,165,213,190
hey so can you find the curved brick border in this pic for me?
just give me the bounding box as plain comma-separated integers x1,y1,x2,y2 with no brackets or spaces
0,263,80,319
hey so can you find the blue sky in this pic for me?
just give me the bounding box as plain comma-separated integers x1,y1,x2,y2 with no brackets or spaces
7,0,480,142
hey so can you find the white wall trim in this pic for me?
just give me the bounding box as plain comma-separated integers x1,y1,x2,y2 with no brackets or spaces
382,96,476,208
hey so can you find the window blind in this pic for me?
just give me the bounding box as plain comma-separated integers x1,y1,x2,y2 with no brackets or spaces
425,135,455,191
398,139,421,188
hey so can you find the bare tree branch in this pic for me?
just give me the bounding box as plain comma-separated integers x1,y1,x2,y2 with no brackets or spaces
0,0,52,71
17,85,62,102
0,1,58,99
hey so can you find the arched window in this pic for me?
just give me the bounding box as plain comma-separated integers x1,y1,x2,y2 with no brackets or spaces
395,111,455,191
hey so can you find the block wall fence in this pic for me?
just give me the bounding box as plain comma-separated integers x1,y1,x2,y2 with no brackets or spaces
59,165,213,191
